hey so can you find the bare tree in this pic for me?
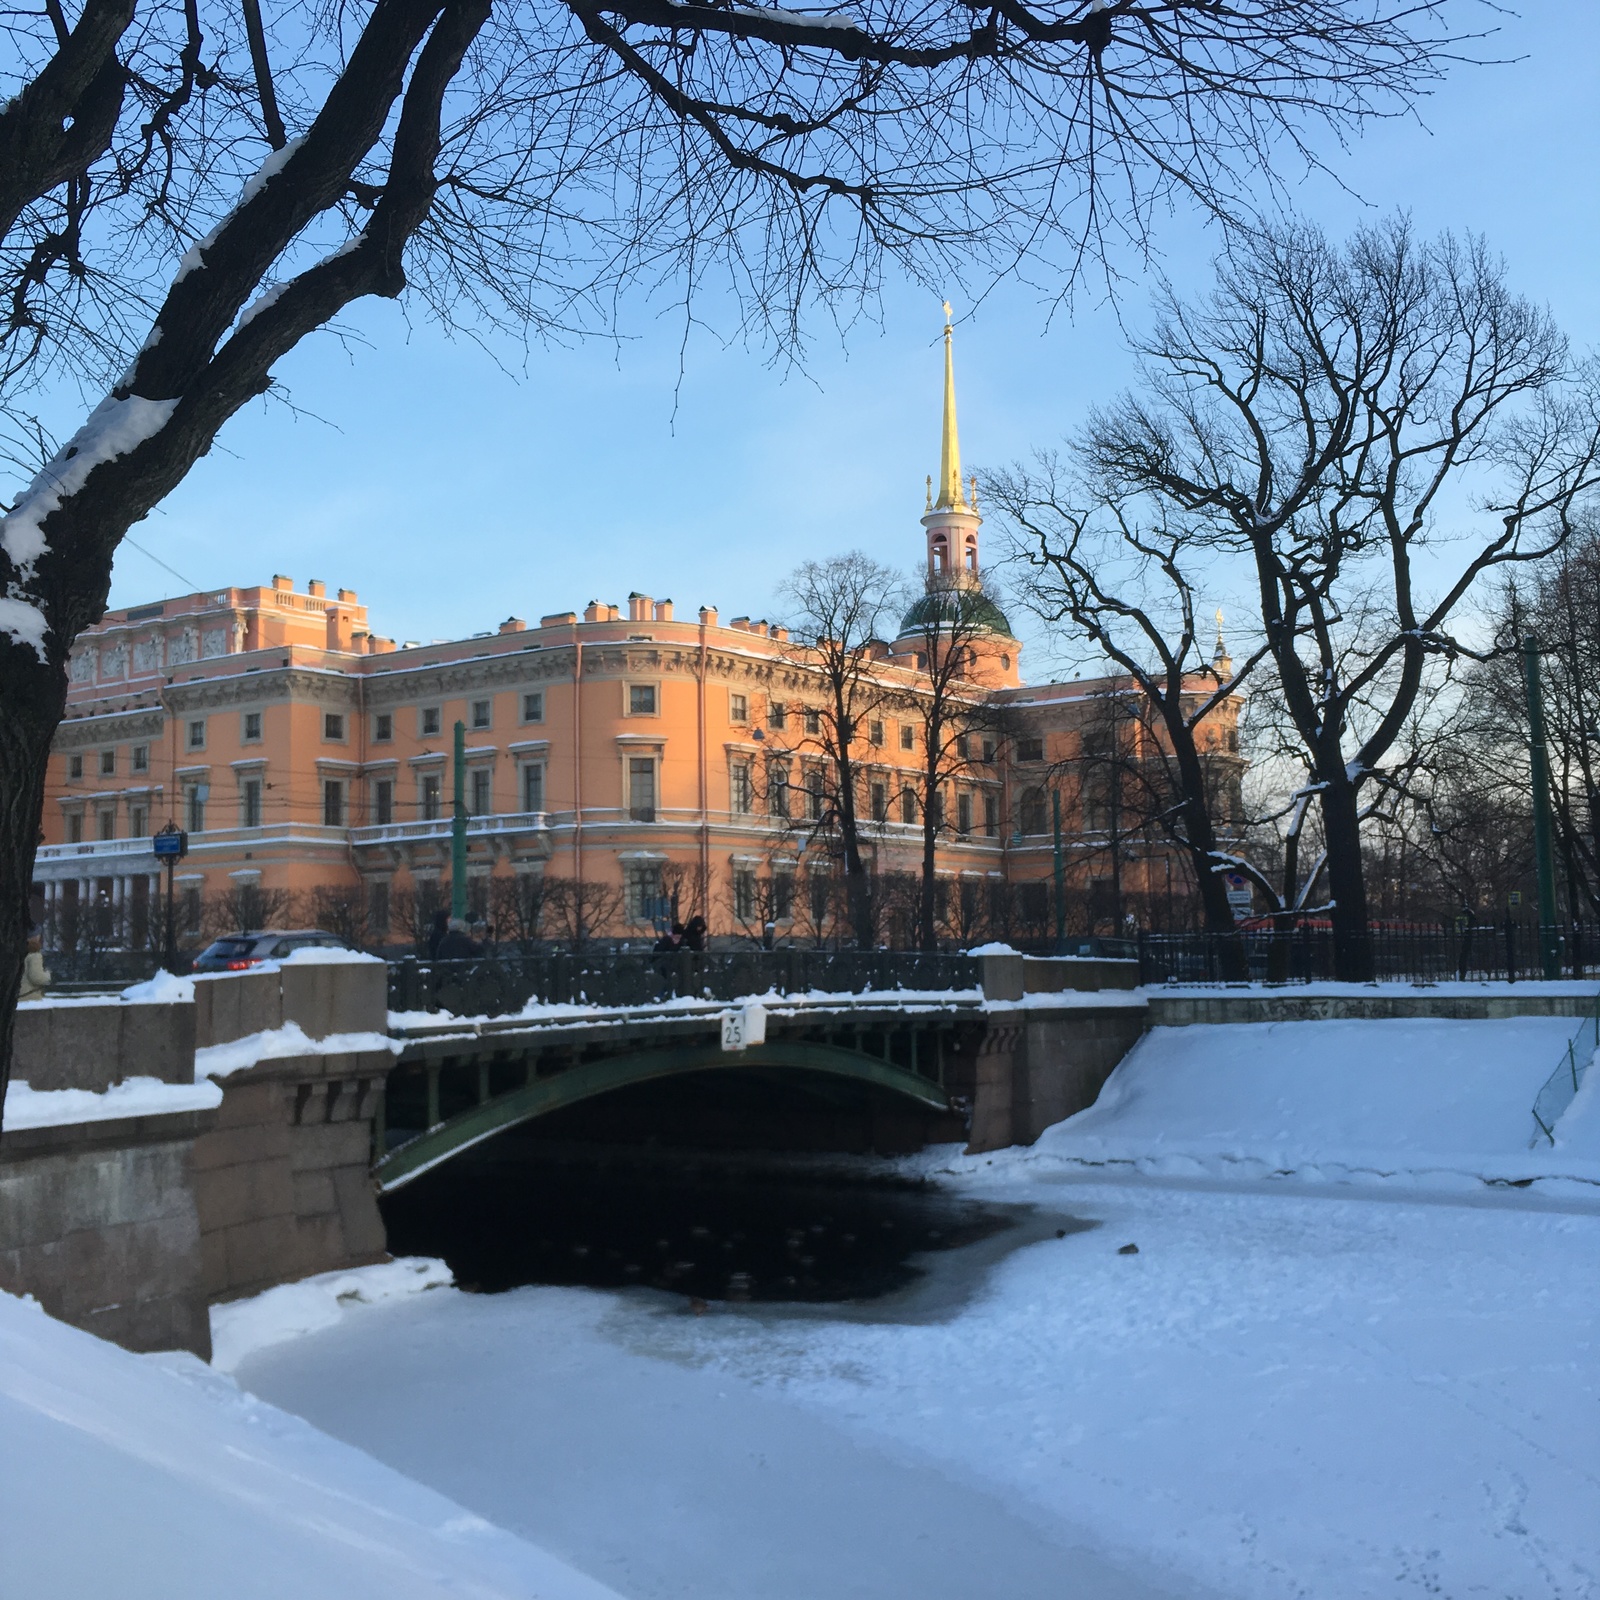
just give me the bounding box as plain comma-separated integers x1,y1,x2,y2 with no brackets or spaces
202,881,296,937
542,875,621,949
0,0,1506,1105
1084,219,1600,978
895,567,1012,948
994,466,1260,937
776,553,902,947
490,870,551,952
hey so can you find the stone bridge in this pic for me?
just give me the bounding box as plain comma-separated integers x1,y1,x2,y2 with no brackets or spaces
1,950,1147,1359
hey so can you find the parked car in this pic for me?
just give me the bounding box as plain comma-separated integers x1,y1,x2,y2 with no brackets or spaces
191,929,350,973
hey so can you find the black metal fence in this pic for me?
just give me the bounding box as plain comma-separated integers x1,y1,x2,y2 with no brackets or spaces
1136,922,1600,987
388,948,984,1018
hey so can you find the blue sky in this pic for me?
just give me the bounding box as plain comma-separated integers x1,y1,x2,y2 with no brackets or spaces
95,4,1598,680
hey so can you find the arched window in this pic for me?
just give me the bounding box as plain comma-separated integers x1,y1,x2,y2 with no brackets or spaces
964,541,977,571
1000,653,1011,671
932,536,948,571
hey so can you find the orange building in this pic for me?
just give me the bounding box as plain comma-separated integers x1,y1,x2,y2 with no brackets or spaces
34,324,1241,951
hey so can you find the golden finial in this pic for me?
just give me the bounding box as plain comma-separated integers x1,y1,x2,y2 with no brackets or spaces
970,473,978,509
925,474,933,512
934,306,966,512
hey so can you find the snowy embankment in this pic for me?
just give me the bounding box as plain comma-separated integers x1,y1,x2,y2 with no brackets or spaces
963,1015,1600,1197
0,1280,622,1599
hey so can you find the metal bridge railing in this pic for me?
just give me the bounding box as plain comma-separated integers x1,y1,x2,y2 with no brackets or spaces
387,948,983,1019
1136,921,1600,987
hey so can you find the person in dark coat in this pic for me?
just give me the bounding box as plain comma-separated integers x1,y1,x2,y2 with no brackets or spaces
682,915,708,952
435,917,482,960
426,907,450,961
654,922,684,955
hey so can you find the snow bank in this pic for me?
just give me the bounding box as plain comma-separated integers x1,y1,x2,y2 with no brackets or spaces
965,941,1018,956
0,1289,622,1599
121,969,196,1004
281,945,384,965
195,1021,400,1081
211,1258,453,1373
1018,1016,1600,1193
3,1076,222,1129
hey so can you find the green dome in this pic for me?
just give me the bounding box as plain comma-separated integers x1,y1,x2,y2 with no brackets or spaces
896,585,1014,640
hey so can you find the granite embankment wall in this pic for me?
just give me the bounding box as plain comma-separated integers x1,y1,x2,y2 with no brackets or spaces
1,960,390,1359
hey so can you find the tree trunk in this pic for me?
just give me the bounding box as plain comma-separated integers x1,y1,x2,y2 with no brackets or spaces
1319,778,1373,980
0,648,69,1122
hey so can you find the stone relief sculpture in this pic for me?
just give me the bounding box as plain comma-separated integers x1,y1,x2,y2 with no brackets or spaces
69,650,96,684
202,628,228,658
133,635,163,673
101,642,128,680
168,628,198,666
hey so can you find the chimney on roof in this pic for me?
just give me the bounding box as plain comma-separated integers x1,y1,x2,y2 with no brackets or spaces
583,601,602,623
653,599,673,622
337,588,357,602
272,574,292,591
730,616,750,632
628,593,653,622
499,617,526,634
307,579,326,598
699,606,717,627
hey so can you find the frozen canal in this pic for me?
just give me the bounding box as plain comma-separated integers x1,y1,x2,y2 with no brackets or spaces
231,1172,1598,1600
224,1015,1600,1598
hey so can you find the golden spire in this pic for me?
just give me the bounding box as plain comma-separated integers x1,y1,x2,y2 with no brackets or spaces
934,301,968,512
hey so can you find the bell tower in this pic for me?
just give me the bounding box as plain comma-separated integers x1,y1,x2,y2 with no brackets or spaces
921,304,982,591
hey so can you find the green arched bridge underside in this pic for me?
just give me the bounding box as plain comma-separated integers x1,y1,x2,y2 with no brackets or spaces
374,1039,952,1193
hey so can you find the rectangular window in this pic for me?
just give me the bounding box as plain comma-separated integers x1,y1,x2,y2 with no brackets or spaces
628,683,657,716
984,794,999,837
373,712,393,742
628,758,656,821
471,698,492,730
368,880,390,936
324,712,345,742
981,736,996,764
241,779,262,829
956,733,970,760
806,771,824,821
522,691,544,723
1017,736,1045,763
871,782,888,822
869,720,884,747
243,711,263,742
626,863,665,924
183,886,201,934
323,780,344,827
374,779,394,826
772,871,794,921
520,763,544,814
767,701,786,732
68,753,84,781
420,773,442,821
99,748,116,776
730,693,748,724
899,724,915,752
957,791,973,835
187,786,206,833
733,867,756,922
98,809,116,841
67,812,84,843
809,871,830,925
470,767,491,816
187,719,206,750
900,789,916,824
804,708,821,736
421,707,442,737
730,762,753,815
129,805,148,838
132,744,149,774
769,762,790,818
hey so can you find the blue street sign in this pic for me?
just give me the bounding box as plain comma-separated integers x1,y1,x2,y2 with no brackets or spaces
153,827,188,859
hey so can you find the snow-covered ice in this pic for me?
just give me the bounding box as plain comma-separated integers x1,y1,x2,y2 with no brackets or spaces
228,1014,1600,1600
0,1288,623,1598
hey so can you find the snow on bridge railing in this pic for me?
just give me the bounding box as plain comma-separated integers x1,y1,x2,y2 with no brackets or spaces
387,949,984,1019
